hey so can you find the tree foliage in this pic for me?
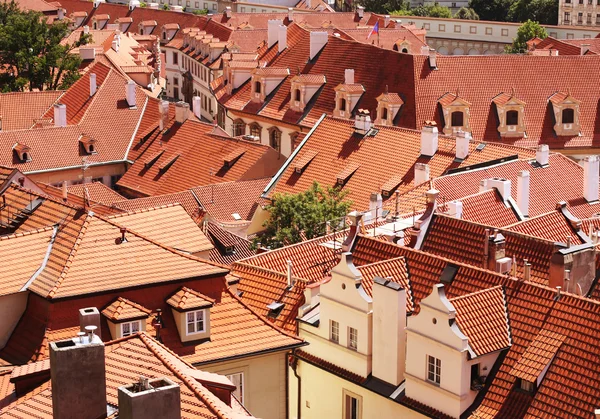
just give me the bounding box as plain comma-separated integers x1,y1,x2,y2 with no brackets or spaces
390,3,452,17
454,7,479,19
467,0,513,21
255,182,353,249
505,19,548,53
0,0,89,91
469,0,558,24
360,0,409,14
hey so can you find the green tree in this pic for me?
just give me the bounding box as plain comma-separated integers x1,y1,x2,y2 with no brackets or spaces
359,0,409,14
192,8,209,14
161,3,169,9
254,182,353,249
409,4,452,17
454,7,479,19
507,0,558,24
0,6,89,91
505,19,547,53
468,0,513,21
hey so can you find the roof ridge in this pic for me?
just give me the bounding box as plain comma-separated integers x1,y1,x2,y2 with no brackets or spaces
0,225,55,241
107,203,184,218
179,286,217,303
232,261,290,279
449,284,504,302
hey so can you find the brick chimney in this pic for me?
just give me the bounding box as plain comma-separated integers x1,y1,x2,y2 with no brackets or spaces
118,377,181,419
344,68,354,84
583,155,599,202
89,73,97,97
159,100,169,131
420,121,438,157
192,96,201,119
50,334,107,419
126,80,136,108
54,103,67,127
536,144,549,166
309,31,328,60
414,162,430,186
372,277,406,386
267,19,283,48
455,130,470,160
175,101,189,124
517,170,530,217
278,24,287,53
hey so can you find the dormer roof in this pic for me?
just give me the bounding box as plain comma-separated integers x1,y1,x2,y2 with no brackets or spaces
253,67,290,77
291,74,326,84
335,83,365,94
492,91,526,107
102,297,152,321
438,92,471,107
509,329,566,383
549,91,581,105
167,286,216,311
376,92,404,106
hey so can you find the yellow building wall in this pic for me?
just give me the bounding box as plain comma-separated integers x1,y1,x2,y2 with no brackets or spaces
201,351,288,419
0,291,29,349
26,162,127,186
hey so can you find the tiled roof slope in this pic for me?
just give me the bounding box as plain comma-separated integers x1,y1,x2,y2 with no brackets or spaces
0,333,254,419
101,296,151,321
112,190,201,220
206,222,256,266
167,286,215,311
0,91,63,131
432,153,600,220
191,178,269,225
509,329,566,384
66,182,126,205
335,27,427,52
117,119,283,197
107,204,214,254
450,285,511,357
356,257,414,311
439,189,520,228
506,209,586,245
265,116,534,211
34,182,122,217
533,36,600,55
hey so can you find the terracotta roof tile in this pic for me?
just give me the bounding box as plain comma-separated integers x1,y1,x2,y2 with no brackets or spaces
509,329,566,383
357,256,413,311
0,91,63,131
101,296,151,321
112,190,201,221
507,209,586,245
167,286,216,311
65,182,125,205
439,189,520,228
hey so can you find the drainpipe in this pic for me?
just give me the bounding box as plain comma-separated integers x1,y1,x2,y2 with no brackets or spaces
289,349,301,419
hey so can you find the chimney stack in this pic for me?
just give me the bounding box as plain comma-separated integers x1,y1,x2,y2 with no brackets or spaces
369,192,383,221
54,103,67,127
428,49,437,69
79,307,101,336
79,47,96,61
278,24,287,53
50,335,107,419
287,260,293,288
309,31,328,60
112,39,119,52
455,130,470,160
267,19,283,48
126,80,136,107
288,7,294,21
486,178,512,203
356,5,364,18
536,144,549,166
584,155,600,202
159,100,169,131
384,15,390,27
517,170,530,217
372,277,406,386
225,5,232,17
420,121,438,157
83,25,90,34
89,73,97,97
414,162,430,186
354,109,372,135
192,96,201,119
448,200,463,219
344,68,354,85
118,377,181,419
61,181,68,201
175,101,190,124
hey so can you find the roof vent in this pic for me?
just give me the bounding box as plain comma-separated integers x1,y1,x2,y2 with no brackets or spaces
116,227,128,244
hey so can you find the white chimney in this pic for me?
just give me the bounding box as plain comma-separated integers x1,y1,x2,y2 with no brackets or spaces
147,2,158,8
192,96,201,119
384,15,390,27
112,39,119,52
486,178,512,203
356,5,364,18
278,25,287,53
225,6,232,17
170,4,182,11
175,101,189,124
372,277,406,386
57,7,64,19
369,192,383,221
455,130,470,160
584,155,600,203
306,0,311,7
344,69,354,85
53,103,67,127
414,162,430,186
89,73,97,97
62,181,68,201
125,80,136,107
267,19,283,48
79,46,96,61
287,260,293,288
517,170,530,217
309,31,328,60
354,110,372,135
581,44,590,55
420,45,429,56
428,49,437,69
159,100,169,130
83,25,90,34
288,7,294,21
448,200,463,219
536,144,549,166
479,179,488,193
129,0,139,10
420,122,438,157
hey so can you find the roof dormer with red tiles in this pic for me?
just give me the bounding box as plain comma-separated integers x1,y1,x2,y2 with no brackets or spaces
375,88,404,126
167,286,215,343
115,16,133,33
161,23,180,43
333,69,365,119
438,92,472,136
138,20,158,36
492,90,527,138
289,74,326,113
250,67,290,104
225,60,259,95
91,13,109,30
549,90,581,136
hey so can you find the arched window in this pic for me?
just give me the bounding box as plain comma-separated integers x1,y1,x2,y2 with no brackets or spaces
401,48,408,53
562,108,574,124
382,108,389,120
255,81,262,94
162,31,167,40
139,27,144,35
339,98,347,112
93,21,98,29
506,110,519,126
294,89,301,102
451,111,464,127
249,123,262,138
269,128,281,151
233,119,246,137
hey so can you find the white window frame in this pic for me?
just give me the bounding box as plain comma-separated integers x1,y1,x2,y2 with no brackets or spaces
226,372,244,405
121,320,141,337
348,327,358,351
342,389,362,419
427,355,441,385
330,320,339,343
186,309,206,335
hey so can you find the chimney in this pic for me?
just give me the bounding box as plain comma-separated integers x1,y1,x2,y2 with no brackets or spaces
79,307,101,336
159,100,169,130
50,334,107,419
581,44,590,55
344,68,354,85
129,0,139,10
288,7,294,21
384,15,390,27
309,31,328,60
192,96,201,119
175,101,190,124
53,103,67,127
112,39,119,52
342,210,362,252
118,377,181,419
420,121,438,157
61,181,68,201
306,0,311,7
83,25,90,34
278,24,287,53
584,155,599,202
79,47,96,61
267,19,283,48
225,6,232,18
448,200,463,219
455,130,470,160
420,45,429,56
57,7,64,19
287,260,293,288
372,277,406,386
536,144,549,166
486,230,510,272
354,109,372,135
486,178,511,203
414,162,430,186
523,259,531,281
428,49,437,69
357,5,364,18
126,80,136,108
369,192,383,221
517,170,530,217
89,73,97,97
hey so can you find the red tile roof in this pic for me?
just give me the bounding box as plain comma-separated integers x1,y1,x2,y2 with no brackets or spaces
533,36,600,55
439,189,521,228
356,256,413,311
66,182,126,205
509,329,566,383
112,190,202,220
167,286,215,311
336,27,427,52
205,222,256,266
101,296,151,321
0,91,63,131
506,209,586,245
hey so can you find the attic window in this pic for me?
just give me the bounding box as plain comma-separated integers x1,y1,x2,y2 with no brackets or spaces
13,143,31,163
223,148,246,167
451,111,464,127
158,154,179,172
255,81,262,94
439,92,471,135
267,302,284,318
562,108,574,124
440,263,459,284
506,110,519,126
80,136,97,155
336,162,359,185
339,98,347,112
549,91,581,136
293,150,318,173
294,89,301,102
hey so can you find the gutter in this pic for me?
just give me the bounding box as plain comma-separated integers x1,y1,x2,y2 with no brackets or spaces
21,224,59,291
289,348,302,419
24,159,128,175
192,340,308,367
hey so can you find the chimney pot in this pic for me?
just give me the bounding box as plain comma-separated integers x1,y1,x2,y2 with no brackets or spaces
125,80,136,107
536,144,549,166
420,121,438,157
583,155,599,203
79,307,101,336
175,101,190,124
53,103,67,127
225,6,232,17
309,31,328,60
159,100,169,130
517,170,530,217
344,68,355,85
523,260,531,281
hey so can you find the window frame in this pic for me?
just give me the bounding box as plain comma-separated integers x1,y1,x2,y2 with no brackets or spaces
562,108,575,124
427,355,442,385
121,320,141,337
506,110,519,126
451,110,464,127
342,389,362,419
330,320,340,343
348,327,358,351
226,372,244,404
185,309,206,335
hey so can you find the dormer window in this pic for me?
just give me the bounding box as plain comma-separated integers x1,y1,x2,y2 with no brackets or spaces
186,310,206,335
333,83,365,119
493,91,526,137
549,91,581,136
80,135,97,155
294,88,301,102
167,287,214,343
101,297,151,339
375,91,403,125
289,74,325,113
382,108,388,120
439,92,471,135
250,67,289,103
13,143,31,163
255,81,262,94
506,110,519,125
340,98,347,112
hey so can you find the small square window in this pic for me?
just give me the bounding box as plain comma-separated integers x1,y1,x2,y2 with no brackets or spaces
485,27,492,35
186,310,205,335
212,3,216,9
501,29,509,36
470,26,477,34
121,321,141,337
454,25,461,33
424,23,430,30
439,24,445,32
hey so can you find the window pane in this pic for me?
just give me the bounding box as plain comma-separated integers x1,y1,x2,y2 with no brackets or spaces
122,323,130,336
227,373,244,404
131,322,140,333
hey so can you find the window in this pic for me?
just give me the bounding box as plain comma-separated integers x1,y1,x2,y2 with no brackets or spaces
588,13,592,24
330,320,339,343
454,25,461,33
427,355,441,385
233,119,245,137
186,310,205,335
173,77,179,86
501,29,509,36
294,89,301,102
562,108,575,124
226,373,244,404
172,51,178,65
451,111,464,127
565,12,571,22
485,27,492,35
578,12,583,24
439,24,445,32
269,128,281,151
506,110,519,126
343,390,362,419
204,2,207,7
470,26,477,34
339,98,347,112
121,321,141,337
348,327,358,350
580,0,584,3
195,1,198,6
254,81,262,94
173,87,179,100
597,13,600,24
382,107,388,120
249,123,261,138
162,31,166,40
